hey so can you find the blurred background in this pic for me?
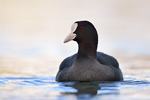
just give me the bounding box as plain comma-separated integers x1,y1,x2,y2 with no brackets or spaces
0,0,150,77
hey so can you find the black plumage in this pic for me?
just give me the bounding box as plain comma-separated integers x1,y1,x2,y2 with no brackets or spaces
56,21,123,82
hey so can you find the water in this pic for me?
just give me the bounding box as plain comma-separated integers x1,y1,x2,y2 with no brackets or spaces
0,76,150,100
1,54,150,100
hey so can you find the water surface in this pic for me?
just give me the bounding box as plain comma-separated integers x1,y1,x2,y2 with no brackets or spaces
0,76,150,100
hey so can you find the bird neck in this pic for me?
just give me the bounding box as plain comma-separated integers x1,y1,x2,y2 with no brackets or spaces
77,41,97,59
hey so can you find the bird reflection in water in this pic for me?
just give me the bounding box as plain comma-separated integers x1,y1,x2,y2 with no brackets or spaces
60,81,119,99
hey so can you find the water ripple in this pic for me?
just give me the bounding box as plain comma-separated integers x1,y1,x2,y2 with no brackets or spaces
0,77,150,100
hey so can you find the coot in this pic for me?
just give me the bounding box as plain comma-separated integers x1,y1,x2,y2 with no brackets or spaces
56,21,123,82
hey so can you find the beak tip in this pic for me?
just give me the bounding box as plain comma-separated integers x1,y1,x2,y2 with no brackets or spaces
63,39,68,43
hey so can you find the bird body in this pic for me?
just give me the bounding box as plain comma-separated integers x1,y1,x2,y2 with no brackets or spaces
56,21,123,82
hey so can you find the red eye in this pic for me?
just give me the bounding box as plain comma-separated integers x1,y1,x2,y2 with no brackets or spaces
80,26,84,30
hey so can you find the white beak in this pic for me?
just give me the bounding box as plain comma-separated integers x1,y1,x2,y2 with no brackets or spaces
64,23,78,43
64,33,76,43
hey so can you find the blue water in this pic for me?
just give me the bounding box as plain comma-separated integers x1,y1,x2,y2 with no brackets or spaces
0,76,150,100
